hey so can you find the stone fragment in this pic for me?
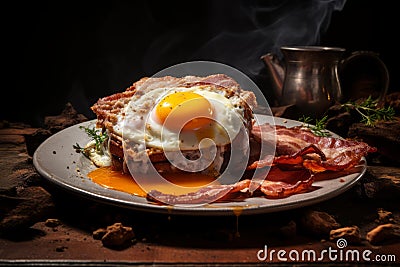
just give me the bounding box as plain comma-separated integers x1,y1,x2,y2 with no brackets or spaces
376,208,395,224
300,210,341,237
0,186,55,233
95,222,135,248
362,166,400,199
348,119,400,164
366,224,400,245
44,102,87,133
45,218,62,228
92,228,107,240
330,226,361,244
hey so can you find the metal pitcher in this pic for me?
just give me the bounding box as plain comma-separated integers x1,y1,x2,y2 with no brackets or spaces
261,46,389,117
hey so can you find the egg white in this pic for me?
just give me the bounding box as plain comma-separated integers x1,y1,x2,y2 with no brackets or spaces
119,85,246,152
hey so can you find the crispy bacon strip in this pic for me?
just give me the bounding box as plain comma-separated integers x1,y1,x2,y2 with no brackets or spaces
146,168,314,205
147,186,233,205
259,168,314,198
250,123,377,172
146,179,250,205
260,178,314,198
247,144,326,170
146,123,375,205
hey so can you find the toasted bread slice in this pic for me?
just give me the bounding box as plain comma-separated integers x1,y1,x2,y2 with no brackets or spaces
90,74,256,175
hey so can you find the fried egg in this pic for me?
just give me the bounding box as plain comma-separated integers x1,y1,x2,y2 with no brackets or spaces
119,85,247,152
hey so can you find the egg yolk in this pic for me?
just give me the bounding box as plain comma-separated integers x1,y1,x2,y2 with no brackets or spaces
155,91,213,131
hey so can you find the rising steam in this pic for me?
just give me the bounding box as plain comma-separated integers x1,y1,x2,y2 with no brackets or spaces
143,0,347,79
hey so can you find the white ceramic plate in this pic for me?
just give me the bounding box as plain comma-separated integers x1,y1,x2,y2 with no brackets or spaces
33,116,366,216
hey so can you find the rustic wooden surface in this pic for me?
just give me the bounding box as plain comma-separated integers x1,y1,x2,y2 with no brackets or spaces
0,104,399,266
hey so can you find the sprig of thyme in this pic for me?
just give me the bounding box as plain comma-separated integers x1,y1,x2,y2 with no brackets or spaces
73,143,86,154
299,115,331,137
73,126,108,154
341,96,395,127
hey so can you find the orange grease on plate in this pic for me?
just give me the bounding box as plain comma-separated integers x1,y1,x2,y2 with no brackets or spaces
88,167,218,197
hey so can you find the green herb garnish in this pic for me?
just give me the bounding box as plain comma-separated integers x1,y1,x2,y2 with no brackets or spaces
341,96,395,127
299,115,331,137
73,126,108,154
73,142,86,154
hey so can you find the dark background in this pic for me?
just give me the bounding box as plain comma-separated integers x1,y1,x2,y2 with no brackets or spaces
2,0,398,126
